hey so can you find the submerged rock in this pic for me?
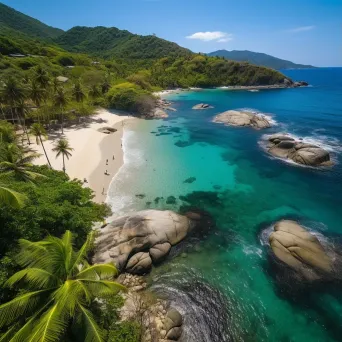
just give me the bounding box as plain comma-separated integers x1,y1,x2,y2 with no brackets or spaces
213,110,272,129
269,220,333,281
192,103,214,110
93,210,203,274
266,133,333,167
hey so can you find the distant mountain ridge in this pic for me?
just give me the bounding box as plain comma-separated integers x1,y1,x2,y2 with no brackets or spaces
207,50,315,70
0,2,63,39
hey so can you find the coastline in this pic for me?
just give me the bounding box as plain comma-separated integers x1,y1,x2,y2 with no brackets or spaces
153,83,305,97
32,108,133,203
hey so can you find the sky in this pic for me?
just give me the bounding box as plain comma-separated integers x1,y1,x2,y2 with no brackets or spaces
2,0,341,66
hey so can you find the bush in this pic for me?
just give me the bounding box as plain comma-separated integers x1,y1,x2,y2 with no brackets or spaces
55,54,75,66
106,82,151,113
108,321,141,342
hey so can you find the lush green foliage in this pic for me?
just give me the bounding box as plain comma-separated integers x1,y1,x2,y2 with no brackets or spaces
0,2,63,40
207,50,315,70
108,321,141,342
149,55,286,87
56,26,191,59
106,82,152,112
0,230,124,341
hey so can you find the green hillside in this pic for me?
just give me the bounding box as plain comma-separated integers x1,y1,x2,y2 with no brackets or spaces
0,2,63,40
208,50,315,70
56,26,192,59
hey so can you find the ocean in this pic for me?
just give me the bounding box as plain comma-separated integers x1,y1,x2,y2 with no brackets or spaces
107,68,342,341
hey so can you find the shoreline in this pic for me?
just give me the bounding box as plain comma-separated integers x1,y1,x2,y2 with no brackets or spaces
154,83,306,97
31,108,133,204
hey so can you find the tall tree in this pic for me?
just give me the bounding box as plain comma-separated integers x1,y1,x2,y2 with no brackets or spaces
72,80,86,102
0,78,30,144
52,138,73,173
16,100,32,145
30,123,52,168
0,120,17,144
53,87,68,134
29,79,46,108
34,65,50,89
0,231,125,342
0,143,43,182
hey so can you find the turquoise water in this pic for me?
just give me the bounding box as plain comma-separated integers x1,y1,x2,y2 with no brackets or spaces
107,68,342,341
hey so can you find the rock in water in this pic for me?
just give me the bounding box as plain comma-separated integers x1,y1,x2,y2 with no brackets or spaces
93,210,199,274
213,110,271,129
269,220,333,281
266,133,332,167
192,103,213,110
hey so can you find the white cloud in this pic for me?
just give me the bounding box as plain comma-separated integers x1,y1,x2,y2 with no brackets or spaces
186,31,233,42
286,25,315,33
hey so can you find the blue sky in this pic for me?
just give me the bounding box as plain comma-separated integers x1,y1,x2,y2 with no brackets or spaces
2,0,341,66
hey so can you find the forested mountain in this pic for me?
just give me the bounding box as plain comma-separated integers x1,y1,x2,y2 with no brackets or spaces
55,26,191,59
0,2,288,89
207,50,315,70
0,2,63,40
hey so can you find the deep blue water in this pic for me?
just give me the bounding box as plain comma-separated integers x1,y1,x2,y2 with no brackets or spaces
108,68,342,341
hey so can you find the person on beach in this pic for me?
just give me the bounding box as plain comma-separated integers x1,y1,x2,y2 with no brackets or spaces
106,159,108,165
113,155,115,160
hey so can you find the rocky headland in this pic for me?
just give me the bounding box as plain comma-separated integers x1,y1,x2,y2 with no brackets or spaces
265,133,333,167
213,110,272,129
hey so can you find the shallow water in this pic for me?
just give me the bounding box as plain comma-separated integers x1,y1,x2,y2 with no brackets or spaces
107,68,342,341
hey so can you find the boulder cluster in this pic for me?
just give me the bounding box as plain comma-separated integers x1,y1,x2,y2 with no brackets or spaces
266,133,332,167
93,210,201,274
213,110,271,129
117,274,183,341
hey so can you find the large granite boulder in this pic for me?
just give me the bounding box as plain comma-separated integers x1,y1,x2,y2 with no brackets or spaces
266,133,333,166
192,103,213,110
269,220,333,281
93,210,198,274
213,110,272,129
293,81,309,87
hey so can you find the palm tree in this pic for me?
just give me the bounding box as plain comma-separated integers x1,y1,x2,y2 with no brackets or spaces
53,87,68,134
72,81,86,102
34,65,50,89
0,143,43,182
89,84,101,99
16,99,31,145
29,79,46,108
30,123,52,168
0,120,17,144
52,138,73,173
1,78,30,144
0,184,26,208
0,231,125,342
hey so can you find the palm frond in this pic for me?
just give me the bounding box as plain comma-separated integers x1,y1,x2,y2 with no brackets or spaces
0,289,51,328
76,264,119,280
78,304,104,342
0,323,18,341
0,186,26,208
16,240,50,268
77,279,126,298
69,231,94,275
28,304,68,342
5,268,60,290
61,231,73,273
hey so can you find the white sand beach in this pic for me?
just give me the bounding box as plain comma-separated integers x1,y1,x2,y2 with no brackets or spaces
32,109,133,203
